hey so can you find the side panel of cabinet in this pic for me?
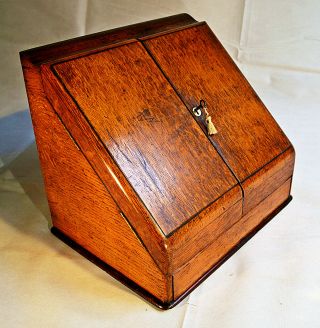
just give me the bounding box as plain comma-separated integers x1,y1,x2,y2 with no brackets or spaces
21,59,171,303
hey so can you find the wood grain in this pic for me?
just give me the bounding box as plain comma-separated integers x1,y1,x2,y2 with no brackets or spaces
21,57,171,302
20,14,295,308
174,178,292,297
168,185,242,270
20,13,196,65
41,61,169,273
52,41,238,236
143,23,293,211
242,146,295,213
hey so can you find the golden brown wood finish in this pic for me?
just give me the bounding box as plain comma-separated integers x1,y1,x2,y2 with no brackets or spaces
174,178,292,297
243,146,295,214
20,13,196,65
21,56,170,302
143,23,293,211
52,41,238,236
171,199,243,274
168,185,242,270
40,61,169,273
20,14,295,309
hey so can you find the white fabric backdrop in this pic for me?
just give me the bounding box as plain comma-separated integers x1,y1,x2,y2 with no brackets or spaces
0,1,319,327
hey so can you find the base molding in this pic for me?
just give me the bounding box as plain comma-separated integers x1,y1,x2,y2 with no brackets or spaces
51,196,292,310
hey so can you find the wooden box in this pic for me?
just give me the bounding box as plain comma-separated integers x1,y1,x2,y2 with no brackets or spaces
20,14,295,309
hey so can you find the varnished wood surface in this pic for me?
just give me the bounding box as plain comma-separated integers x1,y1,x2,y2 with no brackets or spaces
51,227,174,309
53,41,238,236
20,14,295,308
21,57,170,302
168,185,242,270
40,62,170,273
50,195,292,310
143,23,292,195
174,178,292,297
170,199,242,272
243,146,295,213
20,13,196,65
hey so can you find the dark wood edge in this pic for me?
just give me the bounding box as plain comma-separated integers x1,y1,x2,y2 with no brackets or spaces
138,21,204,40
171,195,292,306
241,145,294,185
39,64,170,272
50,196,292,310
50,226,171,310
48,39,138,66
166,185,242,238
20,13,196,65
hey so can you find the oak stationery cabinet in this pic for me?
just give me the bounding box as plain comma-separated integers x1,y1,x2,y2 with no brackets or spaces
20,14,295,309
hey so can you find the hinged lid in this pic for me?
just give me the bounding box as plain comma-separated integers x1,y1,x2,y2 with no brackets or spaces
143,23,291,182
50,40,239,236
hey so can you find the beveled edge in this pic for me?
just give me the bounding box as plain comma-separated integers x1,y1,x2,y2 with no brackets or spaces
20,13,197,65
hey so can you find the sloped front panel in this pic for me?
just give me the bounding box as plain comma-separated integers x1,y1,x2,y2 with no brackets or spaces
143,23,293,212
143,24,291,181
53,41,238,235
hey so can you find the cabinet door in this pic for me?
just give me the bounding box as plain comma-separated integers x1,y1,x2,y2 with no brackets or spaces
52,40,240,236
143,23,293,212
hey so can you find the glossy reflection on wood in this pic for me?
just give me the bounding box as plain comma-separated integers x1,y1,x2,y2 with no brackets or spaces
53,41,238,236
143,24,294,212
20,14,295,309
